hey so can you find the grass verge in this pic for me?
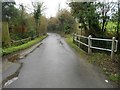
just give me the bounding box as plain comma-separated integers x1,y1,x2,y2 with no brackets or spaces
65,34,120,85
88,53,120,84
2,35,48,56
65,34,87,58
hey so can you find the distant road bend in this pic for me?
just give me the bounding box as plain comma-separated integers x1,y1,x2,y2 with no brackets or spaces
6,33,114,88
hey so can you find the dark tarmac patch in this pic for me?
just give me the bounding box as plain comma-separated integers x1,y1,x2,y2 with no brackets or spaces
2,62,23,88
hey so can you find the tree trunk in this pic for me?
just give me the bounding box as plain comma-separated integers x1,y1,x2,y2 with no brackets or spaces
101,18,106,32
80,18,89,35
36,22,39,37
2,22,11,47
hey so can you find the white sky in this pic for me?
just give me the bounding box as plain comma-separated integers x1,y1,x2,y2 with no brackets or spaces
15,0,118,18
15,0,70,18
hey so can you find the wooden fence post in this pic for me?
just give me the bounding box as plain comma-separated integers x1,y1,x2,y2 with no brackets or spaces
88,35,92,54
111,37,116,60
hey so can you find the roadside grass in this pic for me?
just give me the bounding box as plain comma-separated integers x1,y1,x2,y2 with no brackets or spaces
106,22,117,32
88,53,120,84
65,34,87,58
66,34,120,84
2,35,48,56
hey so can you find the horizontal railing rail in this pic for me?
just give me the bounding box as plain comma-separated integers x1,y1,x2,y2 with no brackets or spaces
73,33,118,60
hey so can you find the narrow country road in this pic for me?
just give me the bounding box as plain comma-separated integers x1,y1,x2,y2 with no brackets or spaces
5,33,114,88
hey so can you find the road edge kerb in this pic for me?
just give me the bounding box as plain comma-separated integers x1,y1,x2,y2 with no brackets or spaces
2,34,48,57
1,35,48,88
18,43,42,60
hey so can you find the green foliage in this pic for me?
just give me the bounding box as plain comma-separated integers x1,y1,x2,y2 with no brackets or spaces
47,9,77,34
2,35,47,56
2,1,48,48
69,1,120,53
47,17,60,32
68,2,118,36
57,9,77,34
109,73,120,82
26,29,36,38
32,2,45,36
2,2,16,21
10,33,27,41
33,2,44,23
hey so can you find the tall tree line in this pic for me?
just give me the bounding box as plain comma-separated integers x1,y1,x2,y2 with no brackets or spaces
68,1,120,52
2,0,47,47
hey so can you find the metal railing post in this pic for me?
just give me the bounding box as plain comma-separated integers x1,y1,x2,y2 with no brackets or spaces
88,35,92,54
73,33,75,43
74,33,77,45
72,34,118,59
111,37,116,60
79,35,81,48
76,33,79,46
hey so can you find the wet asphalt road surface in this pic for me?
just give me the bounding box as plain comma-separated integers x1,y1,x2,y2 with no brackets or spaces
5,33,114,88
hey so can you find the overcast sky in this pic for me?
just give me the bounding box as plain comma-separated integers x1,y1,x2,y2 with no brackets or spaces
14,0,118,18
15,0,69,18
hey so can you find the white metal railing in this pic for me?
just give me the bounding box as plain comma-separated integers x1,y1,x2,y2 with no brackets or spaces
73,33,118,60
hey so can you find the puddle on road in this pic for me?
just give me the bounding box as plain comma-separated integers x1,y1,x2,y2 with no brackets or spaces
59,40,63,46
57,39,74,55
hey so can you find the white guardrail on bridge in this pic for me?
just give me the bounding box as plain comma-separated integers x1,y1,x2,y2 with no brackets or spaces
73,33,118,60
